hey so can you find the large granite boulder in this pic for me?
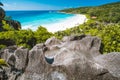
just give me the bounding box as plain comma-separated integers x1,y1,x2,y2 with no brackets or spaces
0,6,21,30
0,7,5,19
0,35,120,80
0,46,28,80
6,20,21,30
95,52,120,78
0,7,5,28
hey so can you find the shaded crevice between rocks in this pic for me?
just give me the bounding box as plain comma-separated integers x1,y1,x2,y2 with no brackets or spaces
23,50,29,72
0,35,120,80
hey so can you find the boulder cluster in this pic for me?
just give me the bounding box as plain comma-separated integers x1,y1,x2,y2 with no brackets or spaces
0,4,21,30
0,35,120,80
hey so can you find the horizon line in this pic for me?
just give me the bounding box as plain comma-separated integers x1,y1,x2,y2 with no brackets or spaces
4,1,120,11
5,9,60,11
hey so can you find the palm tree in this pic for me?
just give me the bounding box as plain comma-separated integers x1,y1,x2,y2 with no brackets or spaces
0,2,3,6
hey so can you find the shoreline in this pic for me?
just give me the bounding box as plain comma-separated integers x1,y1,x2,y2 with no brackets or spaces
41,14,87,33
22,12,87,33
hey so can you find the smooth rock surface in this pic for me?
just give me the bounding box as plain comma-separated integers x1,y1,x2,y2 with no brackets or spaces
0,35,119,80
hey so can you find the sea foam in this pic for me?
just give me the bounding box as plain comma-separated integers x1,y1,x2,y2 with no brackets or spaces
22,14,87,32
42,14,87,32
6,11,87,32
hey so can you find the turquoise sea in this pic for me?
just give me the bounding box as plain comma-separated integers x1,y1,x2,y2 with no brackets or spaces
6,10,75,30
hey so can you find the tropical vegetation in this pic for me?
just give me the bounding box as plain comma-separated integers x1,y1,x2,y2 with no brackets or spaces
57,2,120,53
61,2,120,23
0,2,120,54
0,23,53,49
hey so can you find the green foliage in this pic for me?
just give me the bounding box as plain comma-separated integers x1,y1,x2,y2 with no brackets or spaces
0,26,53,49
1,20,15,31
55,21,120,54
61,2,120,23
0,59,8,68
14,29,36,48
59,2,120,54
34,26,53,43
0,2,119,54
0,45,6,49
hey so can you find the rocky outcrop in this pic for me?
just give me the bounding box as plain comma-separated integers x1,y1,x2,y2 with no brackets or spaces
95,52,120,78
0,4,21,30
0,35,120,80
0,7,5,28
6,20,21,30
0,7,5,19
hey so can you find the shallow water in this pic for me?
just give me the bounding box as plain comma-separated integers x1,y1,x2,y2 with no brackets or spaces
6,10,75,30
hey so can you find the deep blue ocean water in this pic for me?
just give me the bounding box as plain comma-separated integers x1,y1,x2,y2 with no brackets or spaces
6,10,75,30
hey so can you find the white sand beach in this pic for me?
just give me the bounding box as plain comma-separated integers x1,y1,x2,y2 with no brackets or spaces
22,14,87,33
42,14,87,33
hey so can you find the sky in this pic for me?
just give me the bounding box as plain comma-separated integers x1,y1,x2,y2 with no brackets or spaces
1,0,120,10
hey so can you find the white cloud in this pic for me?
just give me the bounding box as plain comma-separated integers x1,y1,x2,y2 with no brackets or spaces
4,3,11,7
2,2,61,10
